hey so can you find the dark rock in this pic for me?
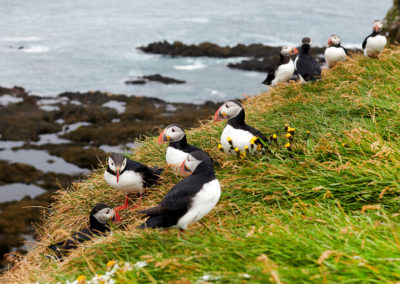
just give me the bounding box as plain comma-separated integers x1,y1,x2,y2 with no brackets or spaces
125,79,146,85
139,40,281,58
125,74,185,85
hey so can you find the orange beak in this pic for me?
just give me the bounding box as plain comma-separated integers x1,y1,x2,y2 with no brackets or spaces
291,47,298,55
327,39,332,46
158,130,167,144
374,26,379,32
116,169,120,183
180,161,191,174
213,107,222,122
113,210,121,223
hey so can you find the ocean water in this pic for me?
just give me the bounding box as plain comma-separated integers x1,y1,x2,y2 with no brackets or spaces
0,0,391,103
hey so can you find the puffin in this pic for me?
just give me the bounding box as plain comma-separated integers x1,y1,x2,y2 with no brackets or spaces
362,20,387,57
138,151,220,230
324,34,348,68
47,203,119,261
295,37,322,82
104,153,163,211
213,100,268,155
262,45,298,87
157,124,206,174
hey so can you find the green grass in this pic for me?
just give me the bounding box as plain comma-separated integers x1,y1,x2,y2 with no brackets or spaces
3,48,400,283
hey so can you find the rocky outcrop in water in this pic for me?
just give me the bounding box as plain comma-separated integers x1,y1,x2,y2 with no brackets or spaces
125,74,185,85
139,41,360,72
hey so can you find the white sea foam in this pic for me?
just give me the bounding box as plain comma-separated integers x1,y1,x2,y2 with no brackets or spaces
182,17,209,23
0,36,41,42
22,45,49,53
173,61,206,71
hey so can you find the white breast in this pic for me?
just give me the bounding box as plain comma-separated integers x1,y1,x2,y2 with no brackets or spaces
166,146,189,172
176,179,221,230
271,59,295,86
364,35,386,57
221,124,257,154
104,170,144,193
324,47,347,68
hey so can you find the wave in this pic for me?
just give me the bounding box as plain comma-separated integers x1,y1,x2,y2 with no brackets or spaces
22,45,50,53
182,17,209,23
0,36,41,42
173,61,206,70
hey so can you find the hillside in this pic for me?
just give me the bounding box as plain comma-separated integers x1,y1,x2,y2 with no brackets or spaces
2,47,400,283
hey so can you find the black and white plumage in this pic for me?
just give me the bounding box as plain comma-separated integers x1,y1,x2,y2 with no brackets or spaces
47,203,119,261
324,34,348,68
138,151,220,230
158,124,206,175
262,45,298,87
104,153,163,211
295,37,322,82
213,100,268,155
362,20,387,57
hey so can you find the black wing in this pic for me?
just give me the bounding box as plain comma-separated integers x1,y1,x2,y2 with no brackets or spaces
126,159,163,187
341,46,349,56
48,227,95,258
362,34,372,49
296,54,321,81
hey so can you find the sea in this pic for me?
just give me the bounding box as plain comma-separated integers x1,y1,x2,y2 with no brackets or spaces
0,0,392,103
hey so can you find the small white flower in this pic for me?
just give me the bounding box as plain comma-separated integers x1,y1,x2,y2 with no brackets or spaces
353,255,361,260
241,273,251,279
134,261,148,269
120,262,134,272
200,274,221,281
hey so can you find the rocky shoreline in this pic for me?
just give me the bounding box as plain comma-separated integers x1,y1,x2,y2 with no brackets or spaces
0,86,220,271
138,41,361,72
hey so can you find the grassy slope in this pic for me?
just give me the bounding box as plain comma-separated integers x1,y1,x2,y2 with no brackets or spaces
3,48,400,283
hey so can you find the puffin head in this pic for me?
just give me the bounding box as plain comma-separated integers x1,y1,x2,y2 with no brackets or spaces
280,45,298,56
180,151,212,175
213,100,243,122
158,124,185,144
327,34,341,47
108,153,127,183
373,20,383,33
90,203,120,227
301,37,312,46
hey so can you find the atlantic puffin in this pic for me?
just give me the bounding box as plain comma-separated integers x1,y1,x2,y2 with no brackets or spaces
213,100,268,155
362,20,387,57
104,153,163,211
295,37,322,82
138,151,220,230
47,203,119,260
324,34,348,68
262,45,298,87
158,124,206,174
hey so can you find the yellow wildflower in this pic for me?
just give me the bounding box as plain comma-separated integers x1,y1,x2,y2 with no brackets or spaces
284,143,291,149
77,275,86,284
272,134,277,139
286,133,292,138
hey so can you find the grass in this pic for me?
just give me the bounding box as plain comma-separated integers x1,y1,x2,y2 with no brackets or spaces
2,47,400,283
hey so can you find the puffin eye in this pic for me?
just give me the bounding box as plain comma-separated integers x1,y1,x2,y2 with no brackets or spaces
226,104,229,109
172,128,175,132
